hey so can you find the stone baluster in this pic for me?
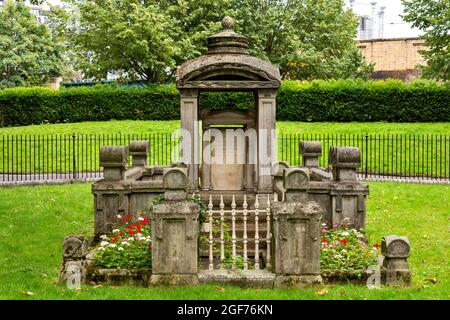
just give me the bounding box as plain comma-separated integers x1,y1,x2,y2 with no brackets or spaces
243,195,248,271
231,195,237,269
254,195,260,270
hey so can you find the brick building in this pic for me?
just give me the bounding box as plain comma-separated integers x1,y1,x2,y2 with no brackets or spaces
357,37,426,81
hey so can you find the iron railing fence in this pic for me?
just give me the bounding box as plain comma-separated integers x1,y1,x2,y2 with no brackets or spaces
1,133,449,183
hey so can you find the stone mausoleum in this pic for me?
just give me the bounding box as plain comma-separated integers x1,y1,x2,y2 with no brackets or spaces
61,17,411,288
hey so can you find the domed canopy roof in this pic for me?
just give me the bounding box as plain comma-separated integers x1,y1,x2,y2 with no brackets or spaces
176,17,281,90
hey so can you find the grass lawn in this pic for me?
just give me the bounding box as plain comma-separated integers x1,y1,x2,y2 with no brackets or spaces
1,121,449,177
1,120,450,135
0,181,448,300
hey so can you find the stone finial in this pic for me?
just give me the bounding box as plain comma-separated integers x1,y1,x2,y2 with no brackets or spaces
163,167,188,190
283,168,310,202
99,146,129,180
382,236,410,258
222,16,235,30
329,146,360,168
381,235,411,285
329,146,360,181
300,141,322,167
129,140,149,167
284,168,310,191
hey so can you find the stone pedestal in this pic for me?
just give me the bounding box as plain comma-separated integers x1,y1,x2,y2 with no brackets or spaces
381,235,411,286
149,167,200,285
271,168,323,287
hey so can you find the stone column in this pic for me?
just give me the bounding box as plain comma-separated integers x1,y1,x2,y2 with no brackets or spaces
329,146,368,230
200,128,211,190
149,168,200,285
180,89,199,191
129,140,149,167
381,235,411,285
271,168,323,286
93,146,130,241
256,89,276,193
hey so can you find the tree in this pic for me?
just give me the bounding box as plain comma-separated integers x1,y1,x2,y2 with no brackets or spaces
59,0,231,83
232,0,372,80
0,0,65,89
58,0,371,83
402,0,450,80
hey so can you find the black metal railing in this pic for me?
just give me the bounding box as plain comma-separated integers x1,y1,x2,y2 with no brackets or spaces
1,133,449,183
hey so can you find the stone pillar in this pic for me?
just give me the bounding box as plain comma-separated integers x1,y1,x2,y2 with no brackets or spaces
129,140,149,167
329,146,368,230
271,168,323,286
99,146,128,181
93,146,130,241
200,128,211,190
149,168,200,285
381,236,411,285
180,89,199,191
256,89,276,193
272,161,289,200
300,141,322,168
59,236,89,286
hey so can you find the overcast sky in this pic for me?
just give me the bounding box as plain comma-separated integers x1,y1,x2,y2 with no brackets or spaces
346,0,422,39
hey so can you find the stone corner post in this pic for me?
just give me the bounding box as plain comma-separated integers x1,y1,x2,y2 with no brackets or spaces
329,146,368,230
271,168,323,287
93,146,130,241
129,140,149,167
381,235,411,286
149,167,200,286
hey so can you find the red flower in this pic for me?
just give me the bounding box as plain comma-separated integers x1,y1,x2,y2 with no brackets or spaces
373,243,381,248
126,214,132,219
321,239,328,244
119,231,124,236
340,239,348,245
128,230,135,235
112,236,119,242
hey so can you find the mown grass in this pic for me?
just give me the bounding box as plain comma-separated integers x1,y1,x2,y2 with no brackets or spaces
1,121,449,178
1,120,450,135
0,182,448,300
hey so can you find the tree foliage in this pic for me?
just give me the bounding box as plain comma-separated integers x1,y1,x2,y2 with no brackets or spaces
232,0,373,80
402,0,450,80
0,0,66,89
57,0,372,83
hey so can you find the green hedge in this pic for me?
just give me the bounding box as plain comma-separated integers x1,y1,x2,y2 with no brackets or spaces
1,79,449,127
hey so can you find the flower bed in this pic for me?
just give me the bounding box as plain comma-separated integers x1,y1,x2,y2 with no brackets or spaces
94,213,152,269
320,223,380,281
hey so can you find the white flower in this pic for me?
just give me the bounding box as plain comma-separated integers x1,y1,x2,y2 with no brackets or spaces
146,238,151,242
109,243,117,248
341,231,350,236
342,249,347,253
136,237,142,241
128,237,134,241
122,241,128,246
98,247,105,251
100,235,107,240
138,217,144,221
334,254,342,258
117,215,122,219
112,229,119,233
351,229,358,233
321,223,327,227
100,241,109,247
136,233,142,237
118,247,124,251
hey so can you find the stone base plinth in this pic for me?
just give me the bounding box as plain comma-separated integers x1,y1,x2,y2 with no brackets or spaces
198,269,276,288
274,275,323,288
149,274,199,286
